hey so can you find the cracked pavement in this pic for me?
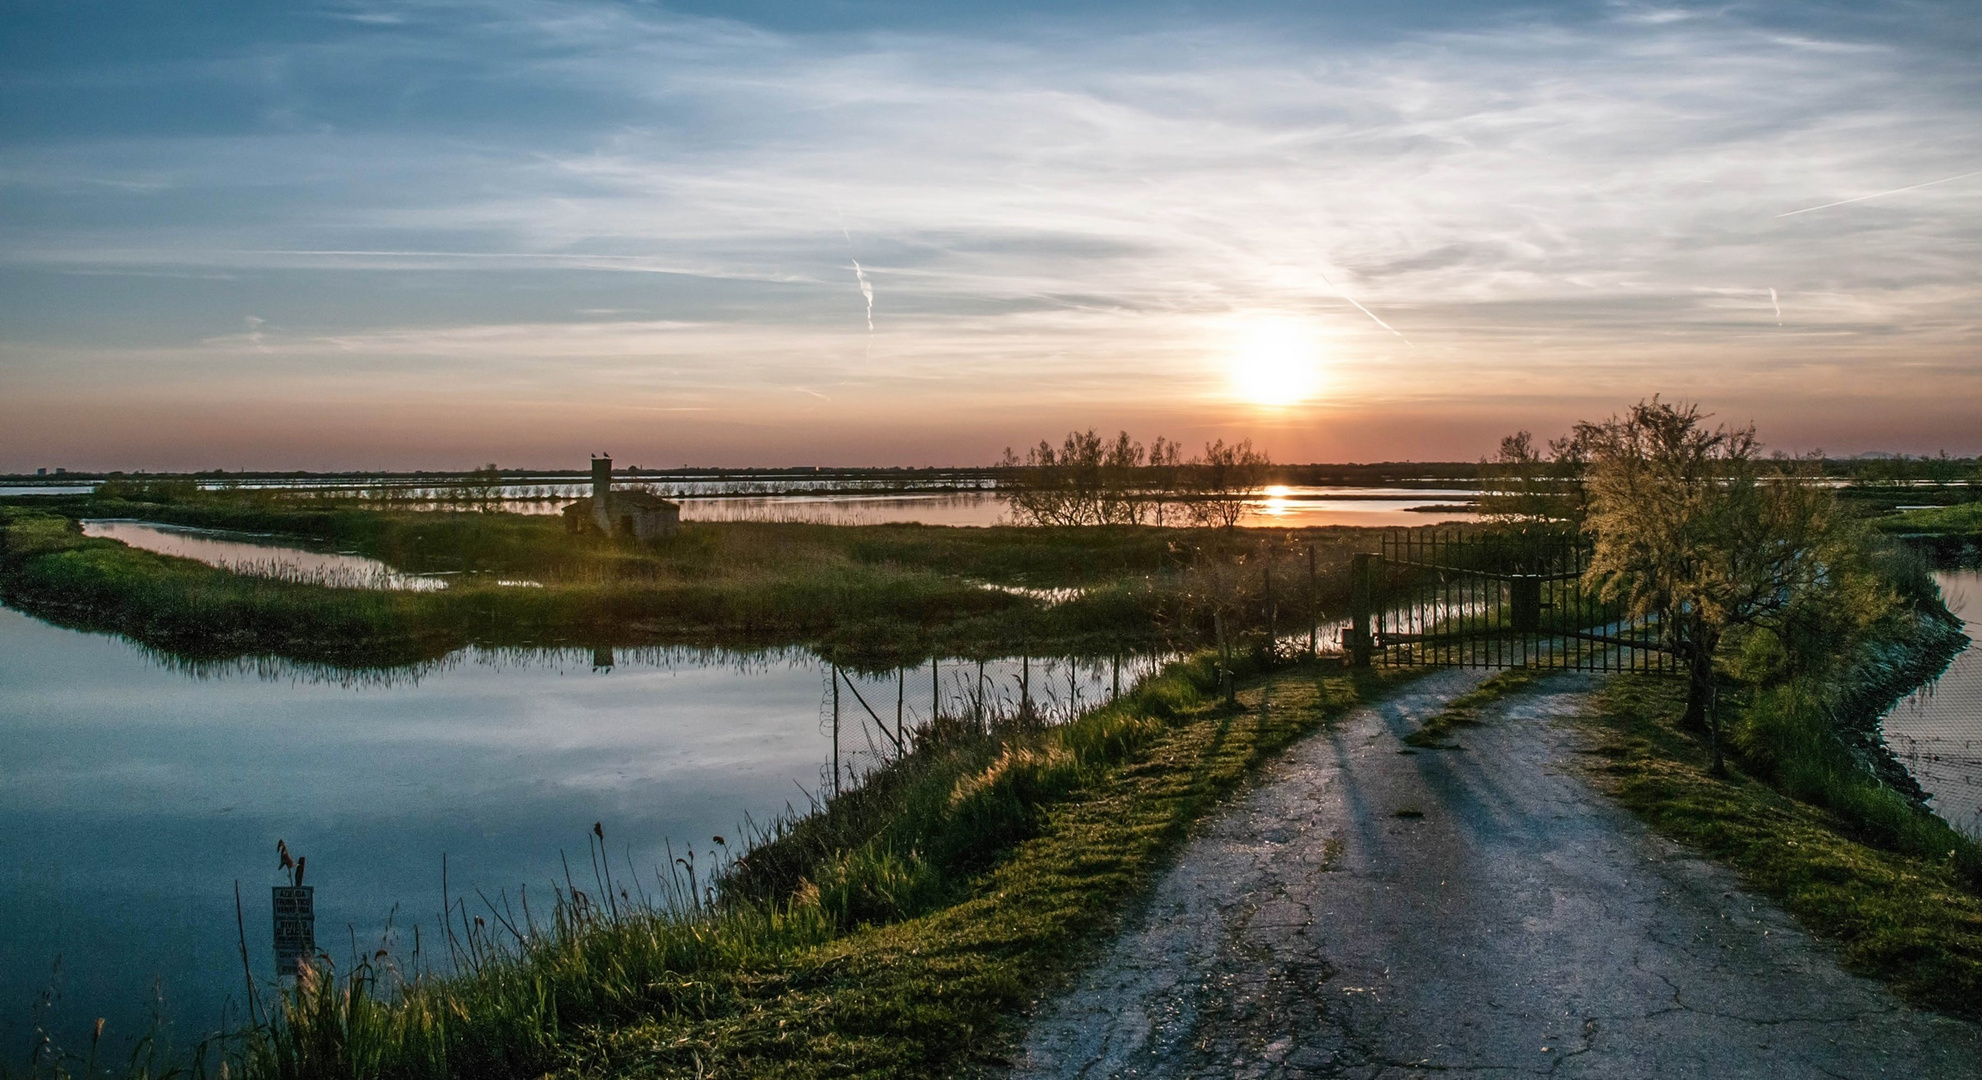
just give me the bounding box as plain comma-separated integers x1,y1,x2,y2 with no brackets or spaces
1007,669,1982,1078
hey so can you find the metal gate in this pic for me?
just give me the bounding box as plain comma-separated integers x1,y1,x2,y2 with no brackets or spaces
1346,529,1676,672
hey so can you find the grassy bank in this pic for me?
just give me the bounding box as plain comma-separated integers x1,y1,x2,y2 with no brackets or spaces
136,652,1410,1080
1577,607,1982,1016
0,501,1367,667
1877,503,1982,558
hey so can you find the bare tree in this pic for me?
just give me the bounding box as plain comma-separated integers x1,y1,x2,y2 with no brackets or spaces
1188,439,1271,528
1000,430,1152,525
463,463,505,513
1000,431,1270,528
1146,436,1185,526
1477,430,1587,526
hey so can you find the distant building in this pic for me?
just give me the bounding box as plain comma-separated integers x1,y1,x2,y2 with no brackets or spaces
35,468,46,477
563,456,680,542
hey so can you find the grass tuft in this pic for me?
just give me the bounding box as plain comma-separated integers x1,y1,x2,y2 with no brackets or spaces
1400,666,1546,747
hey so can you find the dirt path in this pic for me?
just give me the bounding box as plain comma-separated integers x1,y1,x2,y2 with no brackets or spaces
1008,669,1982,1078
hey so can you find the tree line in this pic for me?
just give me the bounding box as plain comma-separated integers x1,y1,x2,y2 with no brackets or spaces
997,431,1272,528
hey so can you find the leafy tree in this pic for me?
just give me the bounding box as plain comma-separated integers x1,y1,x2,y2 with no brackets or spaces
1576,399,1855,772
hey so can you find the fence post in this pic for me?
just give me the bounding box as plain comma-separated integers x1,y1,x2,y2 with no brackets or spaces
1307,544,1318,657
1349,552,1374,667
1214,610,1235,703
1264,562,1276,663
1510,576,1542,634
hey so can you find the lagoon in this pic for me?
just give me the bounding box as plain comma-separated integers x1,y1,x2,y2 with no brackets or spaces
0,604,1138,1057
81,519,453,590
27,476,1480,528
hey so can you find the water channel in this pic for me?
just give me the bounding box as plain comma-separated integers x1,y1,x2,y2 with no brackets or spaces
1879,569,1982,839
0,597,1147,1056
10,478,1480,529
81,520,453,590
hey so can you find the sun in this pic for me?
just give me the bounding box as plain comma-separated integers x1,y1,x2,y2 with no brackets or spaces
1226,319,1325,407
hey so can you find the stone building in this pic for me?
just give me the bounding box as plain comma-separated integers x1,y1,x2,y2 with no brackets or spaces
563,456,680,542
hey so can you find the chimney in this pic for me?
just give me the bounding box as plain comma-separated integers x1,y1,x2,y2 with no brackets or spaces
592,456,612,511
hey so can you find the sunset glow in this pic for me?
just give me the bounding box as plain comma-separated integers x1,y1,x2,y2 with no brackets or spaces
1227,321,1326,408
1,3,1978,469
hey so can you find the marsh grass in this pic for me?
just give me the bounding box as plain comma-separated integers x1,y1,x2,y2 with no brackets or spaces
1879,502,1982,539
1,502,1366,668
249,653,1410,1079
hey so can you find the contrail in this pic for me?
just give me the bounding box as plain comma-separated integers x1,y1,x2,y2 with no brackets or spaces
851,259,874,333
1318,271,1409,344
1768,287,1782,327
1774,169,1980,218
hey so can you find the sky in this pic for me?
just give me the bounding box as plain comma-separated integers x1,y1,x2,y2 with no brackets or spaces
1,0,1978,471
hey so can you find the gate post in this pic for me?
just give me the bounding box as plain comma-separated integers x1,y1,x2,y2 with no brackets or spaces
1349,552,1374,667
1510,576,1542,634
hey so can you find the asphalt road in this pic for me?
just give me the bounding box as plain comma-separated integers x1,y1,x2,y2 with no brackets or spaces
1008,669,1982,1079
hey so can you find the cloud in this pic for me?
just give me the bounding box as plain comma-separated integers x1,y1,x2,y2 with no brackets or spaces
1773,169,1982,218
3,0,1981,461
851,260,874,333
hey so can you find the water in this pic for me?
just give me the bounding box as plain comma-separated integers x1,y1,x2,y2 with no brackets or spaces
1881,569,1982,838
0,605,1148,1055
19,477,1479,527
81,520,453,591
672,486,1475,528
0,486,95,497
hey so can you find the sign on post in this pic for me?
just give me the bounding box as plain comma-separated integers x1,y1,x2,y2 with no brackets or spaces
272,885,316,977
